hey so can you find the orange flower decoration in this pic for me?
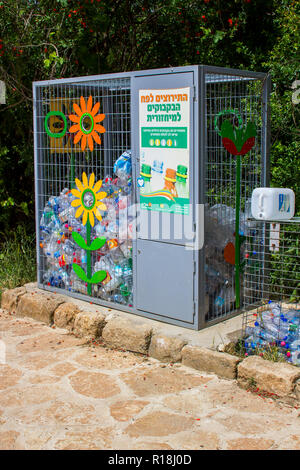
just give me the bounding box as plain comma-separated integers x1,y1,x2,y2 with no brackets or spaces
68,96,106,152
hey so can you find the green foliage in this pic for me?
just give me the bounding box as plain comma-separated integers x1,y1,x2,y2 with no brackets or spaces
0,226,36,298
0,0,299,238
262,1,300,211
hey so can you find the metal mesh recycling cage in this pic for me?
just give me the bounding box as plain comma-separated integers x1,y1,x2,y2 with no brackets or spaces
33,65,271,330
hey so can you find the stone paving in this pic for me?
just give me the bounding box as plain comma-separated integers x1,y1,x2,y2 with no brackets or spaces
0,309,300,450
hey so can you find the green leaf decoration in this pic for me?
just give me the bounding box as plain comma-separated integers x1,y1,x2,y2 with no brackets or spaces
220,120,235,142
243,122,257,141
88,270,107,284
72,231,87,249
72,263,88,282
220,120,257,153
88,237,106,251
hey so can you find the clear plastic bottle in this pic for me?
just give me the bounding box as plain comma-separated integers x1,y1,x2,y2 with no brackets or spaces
151,160,163,191
289,340,300,365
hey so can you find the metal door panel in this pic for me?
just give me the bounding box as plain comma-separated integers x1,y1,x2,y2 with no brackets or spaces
136,239,194,322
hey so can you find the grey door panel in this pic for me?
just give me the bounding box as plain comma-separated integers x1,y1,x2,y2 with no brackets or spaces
136,239,194,323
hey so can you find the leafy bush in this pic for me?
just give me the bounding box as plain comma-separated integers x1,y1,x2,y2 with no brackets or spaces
0,226,36,298
0,0,298,239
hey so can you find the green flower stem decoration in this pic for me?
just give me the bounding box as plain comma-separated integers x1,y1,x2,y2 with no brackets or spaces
72,221,106,295
70,172,108,296
215,110,257,310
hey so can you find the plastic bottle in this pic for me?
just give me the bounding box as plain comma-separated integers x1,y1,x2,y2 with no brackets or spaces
111,293,128,305
244,335,268,351
140,164,152,195
120,240,132,258
151,160,163,191
107,238,124,263
214,283,235,313
164,168,178,197
114,150,132,181
289,340,300,365
251,187,295,220
175,165,189,199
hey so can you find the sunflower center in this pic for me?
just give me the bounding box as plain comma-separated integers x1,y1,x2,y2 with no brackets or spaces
80,113,94,135
82,189,95,210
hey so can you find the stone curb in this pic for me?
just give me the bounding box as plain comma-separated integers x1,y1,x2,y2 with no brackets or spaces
1,284,300,403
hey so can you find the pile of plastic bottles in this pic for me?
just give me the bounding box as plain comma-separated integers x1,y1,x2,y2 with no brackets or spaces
39,150,134,306
244,302,300,365
204,204,246,315
204,201,257,316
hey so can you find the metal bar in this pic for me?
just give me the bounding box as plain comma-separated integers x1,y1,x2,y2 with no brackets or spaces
33,83,41,284
261,74,271,187
197,65,207,329
235,154,241,309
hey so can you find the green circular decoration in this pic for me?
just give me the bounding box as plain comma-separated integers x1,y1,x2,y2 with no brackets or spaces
81,188,96,210
79,113,94,135
44,111,67,138
214,109,243,136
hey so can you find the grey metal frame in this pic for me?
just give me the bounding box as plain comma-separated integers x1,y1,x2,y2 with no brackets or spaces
33,65,270,330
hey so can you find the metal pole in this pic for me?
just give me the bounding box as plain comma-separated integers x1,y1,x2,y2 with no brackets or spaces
235,154,241,309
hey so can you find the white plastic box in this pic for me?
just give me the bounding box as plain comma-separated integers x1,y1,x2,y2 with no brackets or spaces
251,188,295,220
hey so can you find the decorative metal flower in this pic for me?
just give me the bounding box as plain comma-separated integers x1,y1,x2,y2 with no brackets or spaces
219,120,257,156
214,109,257,156
69,96,106,152
214,109,257,310
71,172,107,227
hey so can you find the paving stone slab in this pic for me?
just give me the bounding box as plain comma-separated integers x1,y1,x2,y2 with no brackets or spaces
237,355,300,398
182,345,241,379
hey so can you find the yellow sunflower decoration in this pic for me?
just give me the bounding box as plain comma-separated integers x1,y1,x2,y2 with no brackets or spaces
69,96,106,152
71,172,107,227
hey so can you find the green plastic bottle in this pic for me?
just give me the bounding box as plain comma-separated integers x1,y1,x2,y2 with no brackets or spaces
140,164,152,194
175,165,188,199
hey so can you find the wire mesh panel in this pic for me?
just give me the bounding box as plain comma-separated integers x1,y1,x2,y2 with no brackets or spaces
34,77,133,307
204,71,266,323
242,219,300,365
